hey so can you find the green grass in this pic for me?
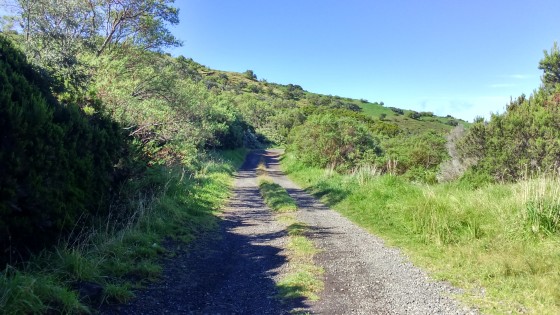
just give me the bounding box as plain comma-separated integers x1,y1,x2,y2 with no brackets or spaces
258,178,298,212
0,149,246,314
282,153,560,314
275,214,324,302
277,265,324,301
357,101,395,117
356,101,469,134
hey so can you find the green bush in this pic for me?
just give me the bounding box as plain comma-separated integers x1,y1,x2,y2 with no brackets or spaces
406,111,421,119
288,113,382,171
459,91,560,181
0,36,128,258
388,107,404,115
379,131,448,175
458,44,560,181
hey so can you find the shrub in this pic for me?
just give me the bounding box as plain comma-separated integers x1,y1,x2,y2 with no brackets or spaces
288,113,382,171
446,119,459,126
388,107,403,115
406,111,421,119
0,36,128,258
458,90,560,181
243,69,257,80
380,131,448,175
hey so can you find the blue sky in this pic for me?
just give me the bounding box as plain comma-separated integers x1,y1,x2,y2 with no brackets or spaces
168,0,560,121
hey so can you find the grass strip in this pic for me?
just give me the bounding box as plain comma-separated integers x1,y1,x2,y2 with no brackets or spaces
282,152,560,315
276,214,324,302
0,149,246,315
255,159,323,303
258,178,298,213
257,158,297,213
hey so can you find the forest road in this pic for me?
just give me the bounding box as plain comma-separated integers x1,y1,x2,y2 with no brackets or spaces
101,149,477,314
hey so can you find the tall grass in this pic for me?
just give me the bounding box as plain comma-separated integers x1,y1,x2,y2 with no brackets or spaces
282,153,560,314
0,149,245,314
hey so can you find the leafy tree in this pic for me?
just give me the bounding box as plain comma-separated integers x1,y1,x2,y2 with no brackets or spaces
12,0,180,88
457,46,560,181
406,111,421,119
0,35,128,256
388,107,404,115
539,42,560,88
244,69,257,80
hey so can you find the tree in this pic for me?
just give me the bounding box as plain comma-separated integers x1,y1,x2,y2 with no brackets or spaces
538,42,560,87
12,0,180,88
243,69,257,80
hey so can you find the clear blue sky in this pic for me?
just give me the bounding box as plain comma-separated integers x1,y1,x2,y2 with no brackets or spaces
168,0,560,121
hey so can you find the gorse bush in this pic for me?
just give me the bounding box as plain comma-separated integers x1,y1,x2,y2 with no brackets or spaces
379,131,448,179
459,44,560,181
288,113,382,171
0,36,128,259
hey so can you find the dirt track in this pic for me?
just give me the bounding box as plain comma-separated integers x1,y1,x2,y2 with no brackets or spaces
101,150,476,314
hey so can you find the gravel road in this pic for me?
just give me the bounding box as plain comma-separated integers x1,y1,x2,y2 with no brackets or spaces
101,151,302,314
101,150,477,314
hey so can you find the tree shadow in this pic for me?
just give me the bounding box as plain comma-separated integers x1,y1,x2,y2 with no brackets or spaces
100,150,311,314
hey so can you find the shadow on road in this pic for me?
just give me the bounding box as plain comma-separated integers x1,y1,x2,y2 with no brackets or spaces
101,150,309,315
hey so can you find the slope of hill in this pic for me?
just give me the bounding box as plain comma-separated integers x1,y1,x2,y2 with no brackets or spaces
183,58,468,136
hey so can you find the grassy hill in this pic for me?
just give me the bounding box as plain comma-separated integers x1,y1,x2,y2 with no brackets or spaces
185,59,468,136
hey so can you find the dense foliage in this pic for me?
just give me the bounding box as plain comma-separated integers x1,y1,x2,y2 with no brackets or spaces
0,36,128,254
459,43,560,182
289,113,382,171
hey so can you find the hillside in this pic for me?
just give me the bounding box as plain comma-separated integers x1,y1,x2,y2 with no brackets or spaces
184,58,467,136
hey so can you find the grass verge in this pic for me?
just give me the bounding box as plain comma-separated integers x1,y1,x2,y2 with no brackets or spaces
282,153,560,315
0,149,246,315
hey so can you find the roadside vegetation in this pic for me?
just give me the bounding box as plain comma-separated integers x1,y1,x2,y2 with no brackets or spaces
0,149,244,314
283,156,560,314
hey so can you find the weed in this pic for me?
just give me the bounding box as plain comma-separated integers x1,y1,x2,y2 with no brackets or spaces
277,265,324,301
103,283,135,303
